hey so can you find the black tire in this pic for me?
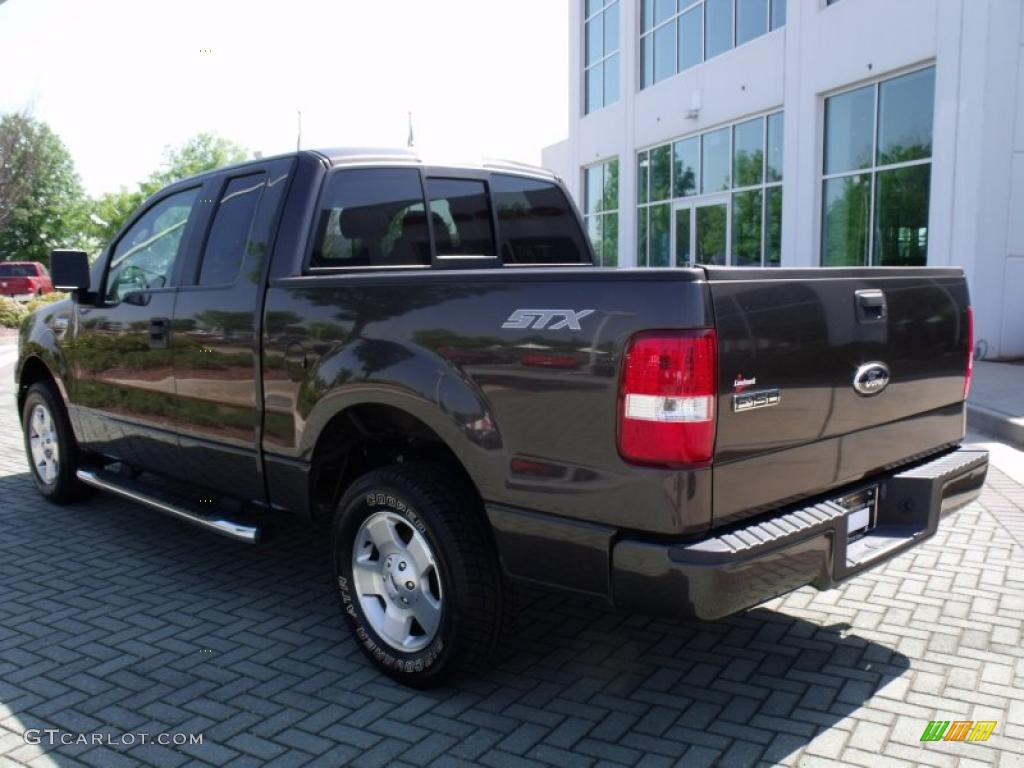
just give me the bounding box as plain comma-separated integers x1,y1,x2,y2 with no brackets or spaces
332,462,508,688
21,381,91,504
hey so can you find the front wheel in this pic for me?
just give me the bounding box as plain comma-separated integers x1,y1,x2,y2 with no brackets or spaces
21,381,90,504
332,463,508,687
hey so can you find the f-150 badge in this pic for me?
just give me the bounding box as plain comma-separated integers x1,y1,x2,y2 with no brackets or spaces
502,309,594,331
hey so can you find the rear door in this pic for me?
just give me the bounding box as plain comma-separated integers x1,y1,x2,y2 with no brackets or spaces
171,158,294,502
705,267,971,526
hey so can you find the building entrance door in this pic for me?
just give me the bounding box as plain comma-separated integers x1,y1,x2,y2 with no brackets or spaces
672,195,730,267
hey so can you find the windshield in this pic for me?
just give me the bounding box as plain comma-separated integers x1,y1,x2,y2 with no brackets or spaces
0,264,35,277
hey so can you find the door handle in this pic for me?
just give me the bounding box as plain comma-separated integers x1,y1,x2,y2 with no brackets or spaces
149,317,171,349
854,289,887,323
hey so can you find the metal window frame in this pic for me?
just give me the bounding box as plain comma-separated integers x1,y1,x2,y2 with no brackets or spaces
636,109,783,269
582,157,620,267
584,0,621,115
818,64,936,267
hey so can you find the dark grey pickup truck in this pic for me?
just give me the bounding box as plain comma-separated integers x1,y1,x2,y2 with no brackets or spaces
16,148,987,686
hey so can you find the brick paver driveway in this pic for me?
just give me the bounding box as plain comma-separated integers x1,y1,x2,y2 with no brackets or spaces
0,340,1022,768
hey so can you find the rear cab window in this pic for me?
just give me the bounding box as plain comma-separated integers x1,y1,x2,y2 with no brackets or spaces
308,166,591,271
491,174,591,265
311,168,431,269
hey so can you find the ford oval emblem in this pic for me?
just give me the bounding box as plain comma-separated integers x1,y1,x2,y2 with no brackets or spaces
853,362,891,396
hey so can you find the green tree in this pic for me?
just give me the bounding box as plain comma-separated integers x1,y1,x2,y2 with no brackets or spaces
84,132,248,250
0,112,86,266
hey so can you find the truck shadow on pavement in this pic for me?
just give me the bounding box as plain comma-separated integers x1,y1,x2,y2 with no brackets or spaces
0,470,909,767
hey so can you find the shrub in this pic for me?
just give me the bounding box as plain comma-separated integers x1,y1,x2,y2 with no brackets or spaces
25,291,69,313
0,296,29,328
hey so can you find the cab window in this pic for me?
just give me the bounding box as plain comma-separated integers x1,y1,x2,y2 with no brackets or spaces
106,187,199,302
311,168,430,268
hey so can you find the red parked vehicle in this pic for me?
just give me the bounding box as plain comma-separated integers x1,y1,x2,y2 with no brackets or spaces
0,262,54,301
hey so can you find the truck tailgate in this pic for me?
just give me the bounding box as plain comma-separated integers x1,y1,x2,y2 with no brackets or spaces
704,267,971,528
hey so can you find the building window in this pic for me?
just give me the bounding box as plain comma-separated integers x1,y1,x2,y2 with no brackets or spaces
583,158,620,266
585,0,620,114
821,66,934,266
641,0,784,89
637,111,783,267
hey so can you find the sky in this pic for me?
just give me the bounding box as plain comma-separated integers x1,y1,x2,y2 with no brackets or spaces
0,0,570,196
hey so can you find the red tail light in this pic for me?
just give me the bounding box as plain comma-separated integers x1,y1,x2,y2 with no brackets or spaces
618,329,717,466
964,307,974,400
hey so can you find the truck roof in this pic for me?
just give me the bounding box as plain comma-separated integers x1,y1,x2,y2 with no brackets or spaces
168,148,558,188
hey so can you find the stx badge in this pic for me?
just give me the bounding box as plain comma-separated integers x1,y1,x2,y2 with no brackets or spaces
502,309,595,331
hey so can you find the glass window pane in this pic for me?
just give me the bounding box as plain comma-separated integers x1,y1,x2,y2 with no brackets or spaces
637,205,649,266
702,127,730,193
824,85,874,174
586,16,603,66
605,3,620,53
736,0,768,46
733,117,764,188
877,67,935,165
766,112,784,182
586,66,603,113
696,203,727,265
586,215,602,263
637,152,650,204
642,0,655,31
821,174,870,266
649,203,671,267
705,0,733,59
650,144,672,201
313,168,428,268
641,34,654,88
602,212,619,267
585,165,603,214
675,207,691,266
426,178,495,257
108,187,199,301
873,164,930,266
604,158,619,212
653,22,676,83
586,0,603,18
200,174,265,286
766,186,782,266
678,6,703,70
770,0,786,29
732,190,762,266
655,0,675,25
673,137,699,197
604,54,620,105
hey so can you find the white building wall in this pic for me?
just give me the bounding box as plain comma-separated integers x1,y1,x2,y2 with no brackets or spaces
543,0,1024,360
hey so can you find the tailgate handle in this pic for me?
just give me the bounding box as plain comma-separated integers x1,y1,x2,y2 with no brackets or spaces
855,289,887,323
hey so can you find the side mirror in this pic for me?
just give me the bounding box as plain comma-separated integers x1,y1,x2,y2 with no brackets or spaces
50,249,91,293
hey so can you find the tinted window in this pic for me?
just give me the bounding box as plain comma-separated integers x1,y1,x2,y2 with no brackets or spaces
106,187,199,302
0,264,35,277
200,174,265,285
312,168,429,268
426,178,495,257
492,174,590,265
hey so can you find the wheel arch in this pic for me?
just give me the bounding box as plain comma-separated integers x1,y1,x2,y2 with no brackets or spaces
306,399,494,529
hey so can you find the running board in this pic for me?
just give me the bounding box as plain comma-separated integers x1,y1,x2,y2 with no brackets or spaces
76,467,261,544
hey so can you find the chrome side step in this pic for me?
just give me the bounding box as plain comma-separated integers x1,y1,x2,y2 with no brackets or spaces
76,468,261,544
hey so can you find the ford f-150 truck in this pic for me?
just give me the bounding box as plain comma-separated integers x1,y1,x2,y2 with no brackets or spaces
16,148,988,687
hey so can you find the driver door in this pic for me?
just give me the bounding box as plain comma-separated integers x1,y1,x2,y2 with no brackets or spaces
70,184,203,476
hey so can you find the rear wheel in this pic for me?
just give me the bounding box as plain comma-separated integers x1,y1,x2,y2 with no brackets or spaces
21,381,90,504
331,463,508,687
